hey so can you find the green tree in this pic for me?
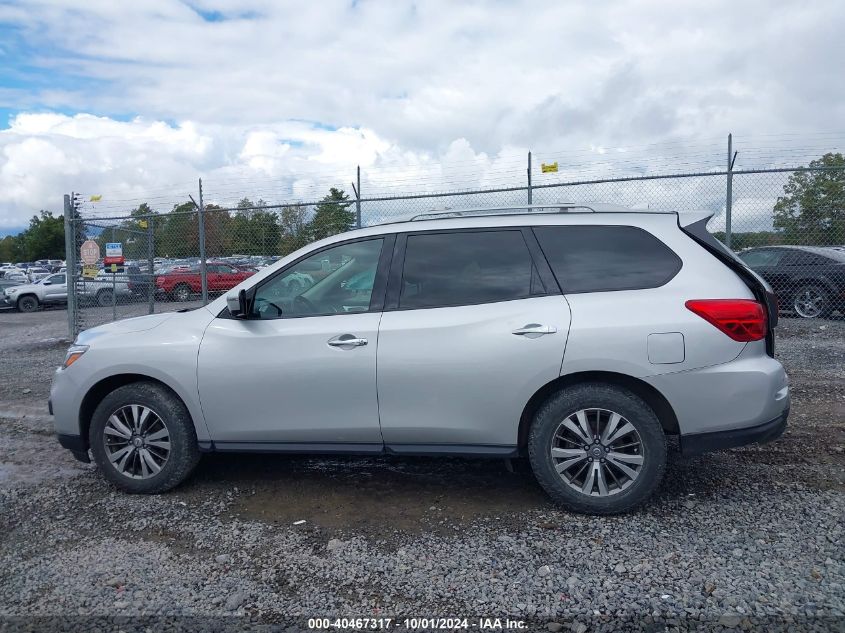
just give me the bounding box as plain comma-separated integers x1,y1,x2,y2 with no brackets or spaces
309,188,354,241
279,204,310,255
773,153,845,245
0,235,23,262
18,211,65,260
158,202,198,257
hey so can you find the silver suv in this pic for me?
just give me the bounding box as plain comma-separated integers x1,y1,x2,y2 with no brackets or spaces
50,205,789,514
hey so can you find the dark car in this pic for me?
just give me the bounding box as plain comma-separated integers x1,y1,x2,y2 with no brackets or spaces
738,246,845,318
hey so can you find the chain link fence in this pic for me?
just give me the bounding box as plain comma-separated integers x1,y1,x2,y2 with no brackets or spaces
64,164,845,337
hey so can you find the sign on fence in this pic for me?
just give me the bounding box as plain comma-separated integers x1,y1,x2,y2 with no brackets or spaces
80,240,100,265
104,242,124,266
541,162,558,173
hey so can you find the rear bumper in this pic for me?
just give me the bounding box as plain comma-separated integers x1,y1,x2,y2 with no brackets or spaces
680,408,789,456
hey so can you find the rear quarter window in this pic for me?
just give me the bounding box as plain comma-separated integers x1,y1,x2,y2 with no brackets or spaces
533,225,682,293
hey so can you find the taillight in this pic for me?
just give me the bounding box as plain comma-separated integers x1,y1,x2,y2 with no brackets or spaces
685,299,767,342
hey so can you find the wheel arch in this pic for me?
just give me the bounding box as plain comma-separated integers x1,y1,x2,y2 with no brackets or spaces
517,371,679,452
78,374,194,450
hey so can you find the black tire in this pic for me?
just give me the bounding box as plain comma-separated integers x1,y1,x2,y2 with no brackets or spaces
792,283,831,319
96,289,114,307
89,381,201,493
171,284,191,302
16,295,39,313
528,383,666,515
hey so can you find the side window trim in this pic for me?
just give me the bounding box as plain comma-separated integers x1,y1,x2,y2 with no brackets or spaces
384,227,557,312
217,234,391,320
521,227,561,294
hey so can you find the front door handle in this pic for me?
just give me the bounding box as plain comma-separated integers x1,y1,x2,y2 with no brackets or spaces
512,324,557,338
327,334,368,349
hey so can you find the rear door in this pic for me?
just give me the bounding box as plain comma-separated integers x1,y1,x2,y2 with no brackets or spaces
42,273,67,303
376,228,571,450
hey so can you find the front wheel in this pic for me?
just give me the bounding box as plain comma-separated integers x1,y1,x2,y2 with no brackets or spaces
528,383,666,515
89,381,201,493
17,295,39,312
792,284,830,319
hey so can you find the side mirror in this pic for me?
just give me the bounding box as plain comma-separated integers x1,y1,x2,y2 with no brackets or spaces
226,289,248,318
43,281,52,285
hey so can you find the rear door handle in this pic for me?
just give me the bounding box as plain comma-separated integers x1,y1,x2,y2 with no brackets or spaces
327,334,368,349
512,324,557,338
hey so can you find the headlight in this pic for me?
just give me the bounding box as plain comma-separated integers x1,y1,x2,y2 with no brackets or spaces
63,344,89,369
6,288,18,295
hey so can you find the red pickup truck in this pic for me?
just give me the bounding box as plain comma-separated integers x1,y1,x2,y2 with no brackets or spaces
156,262,255,302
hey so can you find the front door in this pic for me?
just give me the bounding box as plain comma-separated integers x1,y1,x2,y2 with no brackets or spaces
198,237,389,448
377,229,571,450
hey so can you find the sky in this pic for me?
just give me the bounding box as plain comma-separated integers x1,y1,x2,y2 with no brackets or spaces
1,0,844,234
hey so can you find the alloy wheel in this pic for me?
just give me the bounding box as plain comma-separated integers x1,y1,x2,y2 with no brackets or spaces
793,287,825,318
551,408,644,497
103,404,171,479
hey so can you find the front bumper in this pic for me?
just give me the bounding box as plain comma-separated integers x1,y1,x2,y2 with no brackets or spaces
57,432,91,463
680,408,789,456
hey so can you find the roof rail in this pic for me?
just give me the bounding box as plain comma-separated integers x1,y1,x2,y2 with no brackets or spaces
408,203,600,222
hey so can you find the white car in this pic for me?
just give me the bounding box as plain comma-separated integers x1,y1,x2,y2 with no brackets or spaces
27,267,52,282
3,272,68,312
76,269,133,306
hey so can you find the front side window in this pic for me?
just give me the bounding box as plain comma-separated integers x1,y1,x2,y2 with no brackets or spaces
48,274,66,285
534,225,682,293
252,238,383,319
399,230,538,309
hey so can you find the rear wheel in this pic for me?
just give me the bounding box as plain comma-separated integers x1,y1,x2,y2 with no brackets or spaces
89,381,201,493
792,284,830,319
171,284,191,302
17,295,39,313
96,289,114,307
528,383,666,515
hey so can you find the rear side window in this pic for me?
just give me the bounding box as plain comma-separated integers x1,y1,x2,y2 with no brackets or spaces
399,230,541,309
533,225,682,293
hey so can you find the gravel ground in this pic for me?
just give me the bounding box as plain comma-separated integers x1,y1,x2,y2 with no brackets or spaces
0,309,843,631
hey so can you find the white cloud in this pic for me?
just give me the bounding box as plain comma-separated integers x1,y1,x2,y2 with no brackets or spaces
0,0,844,227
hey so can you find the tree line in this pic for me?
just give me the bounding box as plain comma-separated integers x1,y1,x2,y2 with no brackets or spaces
0,187,356,263
1,155,842,263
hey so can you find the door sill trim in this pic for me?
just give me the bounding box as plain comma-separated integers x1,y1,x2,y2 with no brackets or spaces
208,441,519,458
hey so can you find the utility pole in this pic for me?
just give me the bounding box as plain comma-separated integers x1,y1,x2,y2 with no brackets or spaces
63,194,76,340
351,165,362,229
147,215,155,315
725,134,737,249
197,178,208,305
527,152,533,205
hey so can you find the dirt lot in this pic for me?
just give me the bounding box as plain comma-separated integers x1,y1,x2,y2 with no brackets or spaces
0,308,843,630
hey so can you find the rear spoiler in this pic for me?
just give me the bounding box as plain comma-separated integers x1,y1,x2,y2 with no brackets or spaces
678,212,779,356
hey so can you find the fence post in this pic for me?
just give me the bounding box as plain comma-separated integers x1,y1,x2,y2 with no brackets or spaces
356,165,362,228
725,133,733,249
197,178,208,305
63,194,76,341
527,151,533,205
147,215,155,314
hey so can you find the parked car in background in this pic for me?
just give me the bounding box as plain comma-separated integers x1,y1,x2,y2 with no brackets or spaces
0,277,23,308
77,269,133,307
155,261,255,301
3,272,67,312
26,267,52,282
738,246,845,318
3,270,29,284
52,205,788,515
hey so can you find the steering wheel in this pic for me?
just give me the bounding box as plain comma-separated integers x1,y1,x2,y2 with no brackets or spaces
293,294,319,314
